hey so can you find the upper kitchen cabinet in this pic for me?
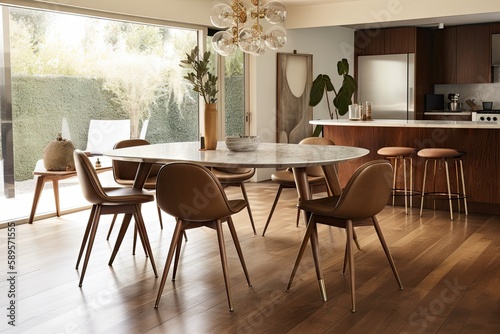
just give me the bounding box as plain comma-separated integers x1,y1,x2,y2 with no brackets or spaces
355,27,416,55
384,27,416,54
432,27,457,84
457,24,491,83
354,29,384,55
433,24,491,84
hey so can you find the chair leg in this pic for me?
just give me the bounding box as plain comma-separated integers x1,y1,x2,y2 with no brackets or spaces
286,215,315,292
171,228,185,281
226,216,252,286
76,205,97,269
133,208,158,277
155,220,184,308
262,185,284,236
459,159,468,215
78,206,103,287
346,220,356,312
309,219,327,301
372,216,403,290
106,214,118,240
239,182,256,235
215,219,234,312
444,160,454,220
157,206,163,229
108,213,133,266
420,159,429,217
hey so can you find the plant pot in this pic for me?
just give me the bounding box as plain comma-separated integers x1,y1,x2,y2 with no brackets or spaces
204,103,218,150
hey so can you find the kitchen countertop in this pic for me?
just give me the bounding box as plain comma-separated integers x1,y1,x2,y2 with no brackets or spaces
310,119,500,129
424,111,472,115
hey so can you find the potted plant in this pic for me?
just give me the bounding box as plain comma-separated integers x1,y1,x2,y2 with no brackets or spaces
180,46,219,149
309,58,357,121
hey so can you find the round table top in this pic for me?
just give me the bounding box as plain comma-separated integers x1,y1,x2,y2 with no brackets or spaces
104,141,369,169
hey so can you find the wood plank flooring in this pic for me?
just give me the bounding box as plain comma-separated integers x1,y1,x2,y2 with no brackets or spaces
1,181,499,333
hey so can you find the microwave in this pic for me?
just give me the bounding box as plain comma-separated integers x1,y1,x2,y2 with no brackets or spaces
425,94,445,111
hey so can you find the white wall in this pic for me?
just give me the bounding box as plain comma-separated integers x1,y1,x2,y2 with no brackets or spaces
252,26,355,181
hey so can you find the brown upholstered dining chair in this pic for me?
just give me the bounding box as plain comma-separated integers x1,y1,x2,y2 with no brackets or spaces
286,160,403,312
107,139,163,243
210,167,257,234
73,150,158,287
154,162,252,312
262,137,335,236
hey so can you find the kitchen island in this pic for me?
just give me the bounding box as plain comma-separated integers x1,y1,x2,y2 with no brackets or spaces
312,119,500,215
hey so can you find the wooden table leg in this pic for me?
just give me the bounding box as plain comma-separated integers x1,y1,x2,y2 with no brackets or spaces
52,179,61,217
292,167,311,201
322,164,342,196
29,175,47,224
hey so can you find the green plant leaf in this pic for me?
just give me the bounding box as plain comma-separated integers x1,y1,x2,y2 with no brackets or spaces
309,74,333,106
337,58,349,75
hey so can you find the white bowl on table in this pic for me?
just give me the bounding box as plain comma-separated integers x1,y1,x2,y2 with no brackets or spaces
225,136,260,152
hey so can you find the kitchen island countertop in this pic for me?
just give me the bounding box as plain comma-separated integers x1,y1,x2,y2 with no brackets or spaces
310,119,500,129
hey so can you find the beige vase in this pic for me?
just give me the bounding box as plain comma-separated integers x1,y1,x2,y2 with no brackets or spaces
204,103,218,150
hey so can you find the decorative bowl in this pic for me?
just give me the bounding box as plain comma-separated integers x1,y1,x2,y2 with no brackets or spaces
225,136,260,152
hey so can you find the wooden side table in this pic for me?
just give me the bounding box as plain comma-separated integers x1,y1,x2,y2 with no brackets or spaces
29,158,111,224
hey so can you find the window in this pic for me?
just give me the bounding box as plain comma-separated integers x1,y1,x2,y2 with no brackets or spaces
0,6,204,223
207,35,247,138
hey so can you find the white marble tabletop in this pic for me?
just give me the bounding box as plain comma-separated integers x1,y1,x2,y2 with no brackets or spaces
310,119,500,129
104,141,369,169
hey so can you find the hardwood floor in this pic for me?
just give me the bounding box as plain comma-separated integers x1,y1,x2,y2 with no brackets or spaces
1,181,499,333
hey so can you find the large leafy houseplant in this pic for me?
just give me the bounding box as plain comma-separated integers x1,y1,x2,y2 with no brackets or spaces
180,46,218,104
309,58,357,120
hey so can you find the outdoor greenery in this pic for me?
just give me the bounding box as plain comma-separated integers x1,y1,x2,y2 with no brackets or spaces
1,7,245,183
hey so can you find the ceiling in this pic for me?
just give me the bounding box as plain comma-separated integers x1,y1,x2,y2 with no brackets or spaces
278,0,500,29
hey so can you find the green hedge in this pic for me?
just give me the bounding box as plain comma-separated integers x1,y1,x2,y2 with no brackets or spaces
6,73,243,181
11,75,125,180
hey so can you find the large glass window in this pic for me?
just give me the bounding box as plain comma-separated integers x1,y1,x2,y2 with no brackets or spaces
207,36,246,137
0,6,201,223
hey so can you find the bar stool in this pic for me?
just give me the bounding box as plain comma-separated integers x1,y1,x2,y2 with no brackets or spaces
377,146,418,214
418,148,468,220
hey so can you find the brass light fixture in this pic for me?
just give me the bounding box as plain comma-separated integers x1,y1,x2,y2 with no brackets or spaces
210,0,287,56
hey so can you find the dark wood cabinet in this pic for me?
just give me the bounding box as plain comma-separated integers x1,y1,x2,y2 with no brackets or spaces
456,24,491,83
354,28,384,55
433,24,491,84
355,27,416,55
432,27,457,84
384,27,416,54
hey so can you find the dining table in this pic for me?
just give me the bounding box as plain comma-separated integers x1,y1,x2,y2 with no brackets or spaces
104,141,369,203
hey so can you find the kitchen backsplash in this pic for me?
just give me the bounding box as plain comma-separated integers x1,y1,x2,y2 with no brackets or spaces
435,68,500,110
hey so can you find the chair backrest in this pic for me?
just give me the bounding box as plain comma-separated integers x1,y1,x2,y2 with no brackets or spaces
156,162,236,222
74,150,108,204
84,119,130,155
333,160,393,220
299,137,335,177
112,139,160,182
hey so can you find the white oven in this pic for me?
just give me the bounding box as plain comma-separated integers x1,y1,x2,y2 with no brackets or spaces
472,111,500,122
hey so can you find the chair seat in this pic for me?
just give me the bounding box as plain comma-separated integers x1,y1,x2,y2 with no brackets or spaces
211,168,255,183
377,147,417,156
114,176,158,189
417,148,464,159
271,170,325,187
102,187,155,205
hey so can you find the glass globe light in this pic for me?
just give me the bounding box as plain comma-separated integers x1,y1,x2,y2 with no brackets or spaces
210,3,234,28
212,30,236,56
264,1,287,24
238,27,266,55
265,26,287,50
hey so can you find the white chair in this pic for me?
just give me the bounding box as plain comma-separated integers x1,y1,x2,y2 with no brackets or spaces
84,119,130,155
